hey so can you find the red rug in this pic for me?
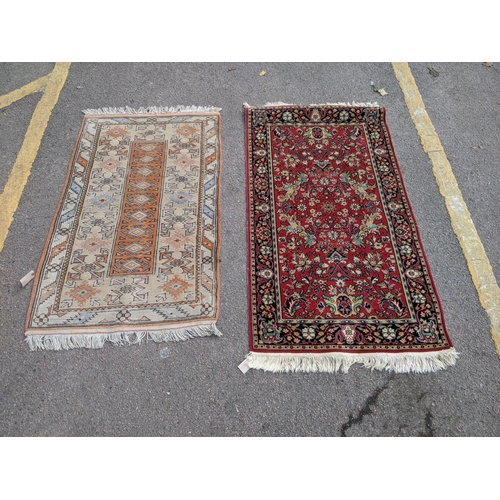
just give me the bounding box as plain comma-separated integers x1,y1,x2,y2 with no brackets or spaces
244,103,457,373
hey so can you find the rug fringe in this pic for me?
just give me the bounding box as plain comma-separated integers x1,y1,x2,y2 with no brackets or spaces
243,102,379,108
246,348,458,374
83,105,221,115
25,324,223,351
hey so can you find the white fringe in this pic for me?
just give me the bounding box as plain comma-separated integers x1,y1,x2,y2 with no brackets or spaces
83,105,221,115
246,348,458,374
26,324,223,351
243,102,379,108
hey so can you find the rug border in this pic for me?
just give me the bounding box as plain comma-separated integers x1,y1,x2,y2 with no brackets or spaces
244,103,456,370
25,113,87,335
25,108,223,346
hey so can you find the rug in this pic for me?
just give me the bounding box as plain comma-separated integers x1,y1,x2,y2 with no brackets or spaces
25,106,222,350
244,102,457,373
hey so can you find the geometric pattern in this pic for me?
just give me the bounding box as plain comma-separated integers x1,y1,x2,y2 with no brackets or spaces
110,141,166,276
25,109,222,348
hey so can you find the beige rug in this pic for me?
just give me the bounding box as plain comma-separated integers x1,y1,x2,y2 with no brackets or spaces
26,106,222,350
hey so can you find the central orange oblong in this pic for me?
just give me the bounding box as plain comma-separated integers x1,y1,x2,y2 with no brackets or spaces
110,141,166,276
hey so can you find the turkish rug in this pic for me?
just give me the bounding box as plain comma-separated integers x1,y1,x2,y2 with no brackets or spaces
25,106,223,350
244,102,457,373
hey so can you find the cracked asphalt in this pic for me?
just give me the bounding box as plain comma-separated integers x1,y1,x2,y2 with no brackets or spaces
1,62,499,438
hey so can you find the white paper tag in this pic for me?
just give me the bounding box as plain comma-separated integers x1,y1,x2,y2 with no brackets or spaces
20,270,35,287
238,359,250,374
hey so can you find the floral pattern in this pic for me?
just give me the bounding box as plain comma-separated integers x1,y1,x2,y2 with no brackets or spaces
246,105,453,353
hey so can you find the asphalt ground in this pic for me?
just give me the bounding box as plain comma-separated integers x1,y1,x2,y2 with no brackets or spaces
1,62,499,448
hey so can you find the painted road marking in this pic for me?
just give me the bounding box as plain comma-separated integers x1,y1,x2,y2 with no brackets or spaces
0,62,71,253
392,62,500,356
0,74,50,110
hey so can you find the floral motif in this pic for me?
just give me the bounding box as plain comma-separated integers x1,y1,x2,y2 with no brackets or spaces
104,126,129,139
69,281,101,306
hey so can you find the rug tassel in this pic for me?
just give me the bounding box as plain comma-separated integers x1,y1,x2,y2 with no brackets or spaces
246,348,458,374
244,102,379,108
83,106,221,115
25,324,222,351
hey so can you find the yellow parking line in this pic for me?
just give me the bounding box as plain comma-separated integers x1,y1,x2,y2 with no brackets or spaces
0,62,71,253
0,74,50,110
392,62,500,356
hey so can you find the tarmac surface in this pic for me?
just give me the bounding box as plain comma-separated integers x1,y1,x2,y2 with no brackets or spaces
0,62,499,437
